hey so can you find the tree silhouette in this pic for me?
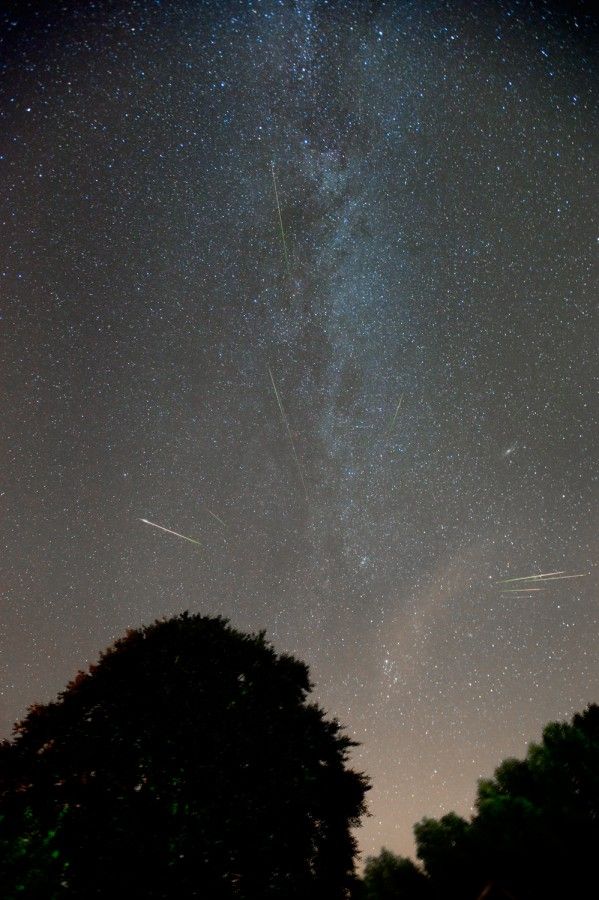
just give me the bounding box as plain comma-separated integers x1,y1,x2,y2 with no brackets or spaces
470,704,599,899
412,704,599,900
414,812,476,898
362,847,430,899
0,613,369,899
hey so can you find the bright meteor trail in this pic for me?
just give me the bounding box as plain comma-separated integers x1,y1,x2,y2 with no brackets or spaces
496,571,565,584
495,572,589,586
139,518,203,547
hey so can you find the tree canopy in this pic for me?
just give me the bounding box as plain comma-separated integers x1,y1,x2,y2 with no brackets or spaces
413,704,599,900
0,613,369,899
361,847,430,900
361,705,599,900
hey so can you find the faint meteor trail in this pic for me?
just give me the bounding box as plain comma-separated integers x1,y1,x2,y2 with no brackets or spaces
270,161,292,277
500,587,547,593
387,393,404,433
207,509,227,528
268,365,308,497
139,518,202,547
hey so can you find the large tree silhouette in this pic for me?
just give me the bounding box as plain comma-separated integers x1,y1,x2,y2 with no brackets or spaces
0,613,369,899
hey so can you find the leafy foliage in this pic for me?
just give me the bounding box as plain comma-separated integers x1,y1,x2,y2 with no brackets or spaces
361,705,599,900
362,847,430,899
468,704,599,899
0,613,369,899
414,812,476,897
413,704,599,900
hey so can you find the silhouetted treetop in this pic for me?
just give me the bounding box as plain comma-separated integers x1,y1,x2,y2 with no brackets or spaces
0,612,369,899
362,847,431,899
413,704,599,900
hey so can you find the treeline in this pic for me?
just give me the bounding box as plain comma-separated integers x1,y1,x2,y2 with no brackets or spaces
359,703,599,900
0,613,597,899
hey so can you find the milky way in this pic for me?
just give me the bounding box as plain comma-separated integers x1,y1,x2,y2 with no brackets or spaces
2,0,598,858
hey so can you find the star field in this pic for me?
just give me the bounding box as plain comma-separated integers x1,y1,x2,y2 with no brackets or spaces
1,0,598,859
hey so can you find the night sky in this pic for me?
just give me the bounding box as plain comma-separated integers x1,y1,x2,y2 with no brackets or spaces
2,0,598,860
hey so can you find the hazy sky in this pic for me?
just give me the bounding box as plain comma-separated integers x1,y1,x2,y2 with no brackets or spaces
2,0,597,859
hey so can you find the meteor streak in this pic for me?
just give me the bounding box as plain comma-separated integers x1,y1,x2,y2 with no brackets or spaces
387,393,404,433
268,365,308,497
207,510,227,528
139,518,202,547
495,571,589,592
271,161,292,277
496,571,565,584
528,573,588,581
500,588,547,593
